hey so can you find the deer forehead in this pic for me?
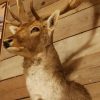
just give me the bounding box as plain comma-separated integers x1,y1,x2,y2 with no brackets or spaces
20,21,43,31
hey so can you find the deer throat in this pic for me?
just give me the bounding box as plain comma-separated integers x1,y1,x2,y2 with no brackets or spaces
23,51,67,99
25,59,65,100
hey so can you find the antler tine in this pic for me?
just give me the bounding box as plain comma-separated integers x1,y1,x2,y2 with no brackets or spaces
7,5,22,24
5,19,20,26
16,0,29,22
30,0,41,20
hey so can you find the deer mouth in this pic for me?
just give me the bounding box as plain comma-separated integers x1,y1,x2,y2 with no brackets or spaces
3,39,24,52
7,47,24,52
3,39,13,49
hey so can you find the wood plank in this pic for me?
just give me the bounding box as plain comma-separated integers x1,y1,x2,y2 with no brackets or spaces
0,47,15,61
86,82,100,100
0,0,59,9
0,75,29,100
1,27,100,80
54,4,100,41
60,0,100,17
0,75,26,95
69,66,100,84
0,75,100,100
0,87,29,100
0,56,24,80
24,0,59,11
55,27,100,62
22,98,30,100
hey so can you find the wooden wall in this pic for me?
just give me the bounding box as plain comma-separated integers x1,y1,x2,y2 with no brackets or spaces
0,0,100,100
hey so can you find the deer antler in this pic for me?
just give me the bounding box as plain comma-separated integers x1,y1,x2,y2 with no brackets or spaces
7,0,31,26
16,0,30,22
5,19,20,26
30,0,41,20
8,5,22,24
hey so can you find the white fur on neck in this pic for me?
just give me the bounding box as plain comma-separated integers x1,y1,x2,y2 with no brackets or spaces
26,59,63,100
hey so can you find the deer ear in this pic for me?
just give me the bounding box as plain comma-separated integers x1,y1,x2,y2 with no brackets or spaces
9,26,18,35
47,10,60,32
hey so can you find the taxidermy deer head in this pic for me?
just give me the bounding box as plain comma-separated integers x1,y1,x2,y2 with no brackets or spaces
3,0,61,58
3,0,83,57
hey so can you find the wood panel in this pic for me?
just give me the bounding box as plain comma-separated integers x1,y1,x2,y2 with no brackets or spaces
54,4,100,41
22,98,30,100
0,75,29,100
55,27,100,62
86,82,100,100
0,75,100,100
0,0,59,9
1,26,100,80
69,66,100,84
0,56,23,80
0,47,15,60
24,0,59,11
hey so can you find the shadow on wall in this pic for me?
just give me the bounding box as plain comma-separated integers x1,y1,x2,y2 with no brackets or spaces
62,0,100,80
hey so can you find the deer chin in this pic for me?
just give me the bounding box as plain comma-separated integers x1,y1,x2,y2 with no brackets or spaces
7,47,24,53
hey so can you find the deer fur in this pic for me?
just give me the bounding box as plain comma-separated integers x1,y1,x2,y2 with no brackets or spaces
3,0,91,100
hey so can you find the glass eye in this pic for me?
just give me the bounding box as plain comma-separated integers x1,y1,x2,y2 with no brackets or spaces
31,27,40,33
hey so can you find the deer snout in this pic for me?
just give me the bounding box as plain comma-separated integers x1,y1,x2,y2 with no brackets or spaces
3,39,13,48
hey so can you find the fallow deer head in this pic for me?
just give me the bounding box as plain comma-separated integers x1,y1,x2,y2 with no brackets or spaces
3,0,60,58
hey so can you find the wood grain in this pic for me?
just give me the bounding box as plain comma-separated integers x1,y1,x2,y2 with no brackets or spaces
24,0,59,11
0,0,59,9
0,75,29,100
0,56,23,80
86,82,100,100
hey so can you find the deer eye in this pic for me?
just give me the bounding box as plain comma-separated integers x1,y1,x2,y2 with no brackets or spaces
31,27,40,33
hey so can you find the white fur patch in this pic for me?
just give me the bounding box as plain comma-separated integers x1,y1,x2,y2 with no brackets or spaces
26,63,63,100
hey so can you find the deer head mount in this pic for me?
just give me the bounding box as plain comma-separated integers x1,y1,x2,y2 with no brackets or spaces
4,0,60,58
4,0,82,58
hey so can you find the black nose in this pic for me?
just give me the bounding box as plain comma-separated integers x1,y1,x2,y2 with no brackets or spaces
3,39,13,48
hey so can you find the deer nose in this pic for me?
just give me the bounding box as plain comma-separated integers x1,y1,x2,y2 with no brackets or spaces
3,39,13,48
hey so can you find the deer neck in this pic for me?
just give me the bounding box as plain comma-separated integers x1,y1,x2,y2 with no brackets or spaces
23,44,66,80
24,44,69,100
